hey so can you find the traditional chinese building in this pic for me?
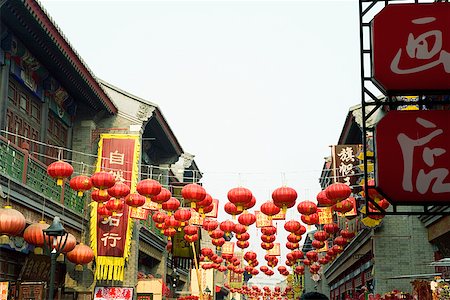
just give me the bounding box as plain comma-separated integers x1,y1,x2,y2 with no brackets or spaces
315,104,436,300
0,1,202,299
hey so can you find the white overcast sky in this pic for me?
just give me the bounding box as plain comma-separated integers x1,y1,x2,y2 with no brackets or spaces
40,0,361,276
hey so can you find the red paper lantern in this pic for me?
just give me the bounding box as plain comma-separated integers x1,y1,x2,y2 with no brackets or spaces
224,202,239,218
184,234,198,243
295,225,307,236
181,183,206,209
47,160,73,186
265,269,274,276
261,234,276,243
244,251,257,262
233,224,247,237
23,221,49,254
66,243,94,271
306,250,318,261
311,240,325,249
277,266,287,274
210,229,225,239
237,240,249,249
333,198,354,214
287,233,301,243
97,203,112,220
325,182,352,202
105,198,124,216
219,220,235,236
363,179,384,201
272,186,297,212
294,265,305,275
137,179,162,200
183,225,198,236
286,242,299,250
243,196,256,210
261,226,277,235
91,189,110,203
202,219,219,233
69,175,92,197
291,250,304,261
260,266,269,272
323,223,340,235
310,264,321,274
284,220,301,233
303,258,311,266
334,236,348,247
261,242,274,250
164,227,177,240
195,193,213,215
251,268,259,275
91,171,116,197
174,209,192,227
162,197,180,216
297,200,317,215
238,212,256,227
212,237,225,248
125,193,146,208
152,211,167,224
227,187,253,212
201,248,214,258
56,233,77,253
340,229,355,240
237,232,250,241
164,216,181,229
313,230,329,242
316,190,335,207
0,206,26,240
301,213,319,225
150,187,171,207
260,201,281,219
107,182,130,199
318,257,329,265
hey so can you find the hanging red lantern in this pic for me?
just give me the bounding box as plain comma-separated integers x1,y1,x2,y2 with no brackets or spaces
107,182,130,199
323,223,340,235
184,234,198,243
244,251,257,262
333,198,354,214
166,241,173,252
284,220,301,233
297,200,317,215
286,242,299,250
313,230,329,242
164,227,177,240
325,182,352,203
47,160,73,186
183,225,198,236
332,244,343,254
91,171,116,197
306,250,318,261
137,179,162,201
181,183,206,209
334,236,348,247
272,186,297,213
125,193,146,208
277,266,287,274
261,235,276,243
23,221,49,254
286,252,295,263
260,266,269,273
210,229,225,239
311,240,325,249
362,179,384,201
261,226,277,235
237,240,249,249
243,196,256,211
287,233,301,243
97,203,112,220
91,189,110,203
301,213,319,225
105,198,124,216
368,198,390,210
318,257,329,265
162,197,180,216
237,232,250,241
224,202,239,218
265,269,274,276
195,193,213,215
202,203,214,215
56,233,77,253
261,242,274,250
202,219,219,233
295,225,307,236
174,209,192,227
66,243,94,271
201,247,214,258
316,190,334,207
219,220,235,237
291,250,304,261
150,187,171,208
69,175,92,197
233,224,247,238
227,187,253,213
164,216,181,230
303,258,311,266
212,237,225,248
260,201,281,220
310,264,321,274
152,211,168,224
340,229,355,240
0,206,26,243
294,265,305,275
238,212,256,228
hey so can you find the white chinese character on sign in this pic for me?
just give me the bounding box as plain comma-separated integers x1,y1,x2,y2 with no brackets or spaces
398,117,450,194
110,150,125,165
100,233,122,247
343,176,351,186
109,170,125,183
337,147,355,163
391,17,450,74
101,213,123,227
339,162,354,177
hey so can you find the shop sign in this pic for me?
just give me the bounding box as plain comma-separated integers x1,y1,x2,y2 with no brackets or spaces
332,145,362,187
372,3,450,94
130,207,149,220
94,287,133,300
376,110,450,204
222,241,235,255
267,242,280,256
317,207,333,224
255,211,272,228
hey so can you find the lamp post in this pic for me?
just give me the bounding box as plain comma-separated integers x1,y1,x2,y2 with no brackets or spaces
43,216,68,300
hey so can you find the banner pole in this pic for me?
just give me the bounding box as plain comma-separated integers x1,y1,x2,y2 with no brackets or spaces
191,242,203,300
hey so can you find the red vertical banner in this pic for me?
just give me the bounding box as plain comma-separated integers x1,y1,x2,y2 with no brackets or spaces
90,134,140,281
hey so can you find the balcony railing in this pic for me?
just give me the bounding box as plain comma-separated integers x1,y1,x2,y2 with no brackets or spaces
0,136,85,214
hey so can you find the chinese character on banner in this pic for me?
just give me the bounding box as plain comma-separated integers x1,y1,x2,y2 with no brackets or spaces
317,207,333,224
332,145,363,187
130,207,149,220
189,211,203,226
92,134,140,282
267,243,281,256
255,211,272,228
222,241,235,255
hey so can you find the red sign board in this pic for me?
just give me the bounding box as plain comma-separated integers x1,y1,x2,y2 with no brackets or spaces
376,110,450,204
372,3,450,94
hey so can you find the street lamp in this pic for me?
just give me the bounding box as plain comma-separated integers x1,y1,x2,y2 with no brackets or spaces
43,216,68,300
